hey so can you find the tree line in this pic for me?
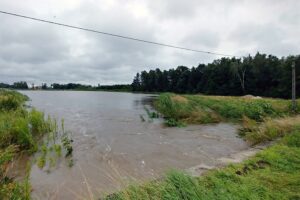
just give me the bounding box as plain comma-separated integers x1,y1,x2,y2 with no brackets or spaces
0,81,29,89
50,83,131,91
2,52,299,98
131,53,300,98
0,82,131,91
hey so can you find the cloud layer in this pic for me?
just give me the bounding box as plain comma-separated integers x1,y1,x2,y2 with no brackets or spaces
0,0,299,85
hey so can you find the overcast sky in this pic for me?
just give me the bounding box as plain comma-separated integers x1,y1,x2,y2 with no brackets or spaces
0,0,299,85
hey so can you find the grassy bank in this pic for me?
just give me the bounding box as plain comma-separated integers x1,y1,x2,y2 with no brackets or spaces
155,93,299,125
155,93,300,143
0,89,54,199
104,127,300,200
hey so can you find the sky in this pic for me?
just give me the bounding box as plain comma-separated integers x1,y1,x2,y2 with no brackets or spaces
0,0,299,85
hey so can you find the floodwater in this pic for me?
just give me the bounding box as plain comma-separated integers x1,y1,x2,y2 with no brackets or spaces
20,91,248,199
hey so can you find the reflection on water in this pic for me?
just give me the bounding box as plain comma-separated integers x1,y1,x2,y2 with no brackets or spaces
20,91,248,199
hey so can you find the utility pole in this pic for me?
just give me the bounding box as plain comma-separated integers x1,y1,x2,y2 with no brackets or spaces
292,61,296,112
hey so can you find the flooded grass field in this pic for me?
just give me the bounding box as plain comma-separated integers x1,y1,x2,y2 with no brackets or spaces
20,91,248,199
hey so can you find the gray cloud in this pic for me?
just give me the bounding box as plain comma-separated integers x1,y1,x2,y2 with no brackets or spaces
0,0,299,85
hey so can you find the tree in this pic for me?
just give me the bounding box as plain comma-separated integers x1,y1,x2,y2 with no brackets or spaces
230,58,247,94
12,81,28,89
132,52,300,98
42,83,48,90
132,73,141,91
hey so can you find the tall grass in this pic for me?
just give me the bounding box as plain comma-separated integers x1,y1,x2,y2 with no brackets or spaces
35,118,74,170
0,106,51,153
241,116,300,145
155,93,299,126
154,93,207,126
0,145,31,199
0,89,28,111
0,89,56,199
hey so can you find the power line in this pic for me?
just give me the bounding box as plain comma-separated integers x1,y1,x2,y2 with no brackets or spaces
0,10,237,57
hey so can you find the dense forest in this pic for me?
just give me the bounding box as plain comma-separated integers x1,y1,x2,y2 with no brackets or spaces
131,53,300,98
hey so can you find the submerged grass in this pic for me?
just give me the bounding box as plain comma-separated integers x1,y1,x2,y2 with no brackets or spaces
0,89,51,199
144,106,159,119
104,129,300,200
35,118,74,171
0,89,74,199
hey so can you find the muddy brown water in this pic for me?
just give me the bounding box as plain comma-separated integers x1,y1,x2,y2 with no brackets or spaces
19,91,248,199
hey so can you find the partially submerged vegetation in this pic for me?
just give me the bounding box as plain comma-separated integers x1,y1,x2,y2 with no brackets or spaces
102,93,300,199
0,89,73,199
155,93,299,125
0,89,50,199
2,90,299,199
155,93,300,140
104,130,300,200
155,93,300,147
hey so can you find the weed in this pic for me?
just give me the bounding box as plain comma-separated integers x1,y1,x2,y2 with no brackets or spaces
61,118,65,134
139,114,146,122
49,157,56,168
144,106,159,119
165,118,186,127
53,144,62,157
61,134,73,157
36,156,46,169
67,158,74,168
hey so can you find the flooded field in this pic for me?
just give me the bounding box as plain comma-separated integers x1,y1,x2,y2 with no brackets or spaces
20,91,248,199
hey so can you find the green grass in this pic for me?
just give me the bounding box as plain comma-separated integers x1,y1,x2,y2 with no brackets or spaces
0,106,52,153
0,145,31,200
155,93,300,144
144,106,160,119
0,89,54,199
155,93,299,125
104,130,300,200
0,89,29,111
241,116,300,145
